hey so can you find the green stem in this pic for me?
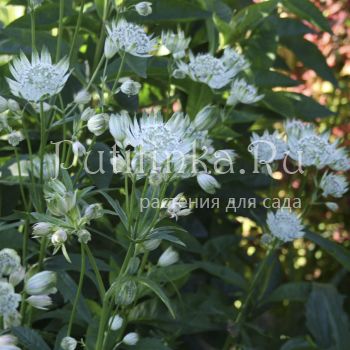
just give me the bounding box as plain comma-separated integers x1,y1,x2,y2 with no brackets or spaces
56,0,65,62
95,290,113,350
68,0,85,62
112,52,126,93
86,56,105,90
30,8,36,50
93,0,109,69
67,244,86,336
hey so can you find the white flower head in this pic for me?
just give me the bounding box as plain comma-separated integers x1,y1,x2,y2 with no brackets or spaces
61,337,77,350
329,147,350,171
32,222,54,238
0,281,21,316
135,2,152,16
51,229,68,245
122,332,139,346
227,78,264,106
284,119,315,139
74,89,91,105
176,48,249,89
25,271,57,296
106,19,157,57
84,203,103,220
109,314,123,331
287,128,336,169
161,29,191,60
320,172,348,198
26,295,52,310
72,141,86,157
120,79,142,96
7,48,70,102
0,249,21,276
266,209,304,242
249,130,287,164
87,113,109,136
8,130,24,147
163,193,192,220
76,229,91,244
158,247,179,267
197,173,220,194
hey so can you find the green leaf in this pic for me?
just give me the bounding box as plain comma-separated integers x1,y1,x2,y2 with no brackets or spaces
149,263,198,283
185,82,213,118
255,70,300,88
281,337,316,350
130,337,172,350
281,37,337,85
125,53,148,79
136,276,176,318
94,0,106,18
148,229,186,247
305,231,350,272
282,0,332,33
262,91,295,118
12,327,50,350
264,282,312,304
306,283,350,350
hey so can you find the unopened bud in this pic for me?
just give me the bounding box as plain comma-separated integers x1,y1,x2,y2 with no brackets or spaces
61,337,77,350
25,271,57,295
72,141,86,157
135,2,152,16
87,113,109,136
74,90,91,105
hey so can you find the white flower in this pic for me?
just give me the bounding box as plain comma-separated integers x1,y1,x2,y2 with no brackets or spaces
158,247,179,267
87,113,109,136
72,141,86,157
284,119,315,139
81,107,95,121
7,48,70,102
76,229,91,244
266,209,304,242
120,79,142,96
193,105,218,131
135,2,152,16
32,222,54,237
325,202,339,212
0,96,8,112
9,266,26,287
109,314,123,331
329,147,350,171
0,334,20,349
0,281,21,316
109,111,132,147
249,131,287,163
106,19,157,57
161,29,190,60
51,229,68,245
163,193,192,220
26,295,52,310
197,173,220,194
3,310,22,329
7,99,20,112
122,332,139,346
8,130,24,147
84,203,103,220
74,89,91,105
227,78,264,106
0,249,21,276
25,271,57,295
60,337,77,350
176,47,249,89
320,172,348,198
32,153,59,179
287,128,336,169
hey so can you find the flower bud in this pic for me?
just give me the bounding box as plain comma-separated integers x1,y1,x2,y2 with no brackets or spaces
8,130,24,147
32,101,52,112
76,229,91,244
0,334,19,348
197,173,220,194
261,233,273,247
109,111,132,144
25,271,57,295
0,96,8,112
87,113,109,136
61,337,78,350
104,36,118,59
193,105,218,131
111,155,127,173
7,99,20,113
122,332,139,346
115,280,137,306
172,69,186,79
81,107,95,121
51,229,68,245
74,89,91,105
84,203,103,220
120,79,142,97
126,257,140,275
143,239,161,251
32,222,54,237
157,247,179,267
72,141,86,157
109,314,123,331
26,295,52,310
9,266,26,287
325,202,339,212
29,0,43,10
0,248,21,276
135,2,152,16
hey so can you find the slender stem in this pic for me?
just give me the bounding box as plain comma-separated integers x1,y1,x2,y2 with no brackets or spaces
39,101,46,188
93,0,109,69
112,52,126,93
67,244,86,336
30,8,36,50
56,0,65,62
85,245,106,301
68,0,85,62
86,56,105,90
95,290,113,350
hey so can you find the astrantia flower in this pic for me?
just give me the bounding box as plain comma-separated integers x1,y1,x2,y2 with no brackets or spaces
158,247,179,267
320,172,348,198
26,295,52,310
0,334,20,349
287,129,336,169
105,19,157,57
162,193,192,220
7,48,70,102
87,113,109,136
120,79,142,96
0,281,21,316
122,332,140,346
25,271,57,296
109,314,123,331
176,47,249,89
135,2,152,16
8,130,24,147
284,119,315,138
266,209,304,242
249,131,287,163
0,248,21,276
161,29,191,60
61,337,77,350
197,173,220,194
227,78,264,106
329,147,350,172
